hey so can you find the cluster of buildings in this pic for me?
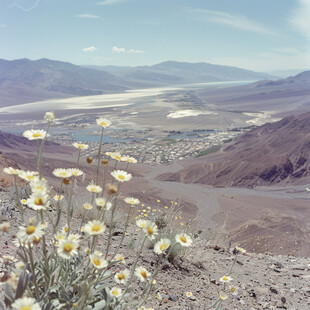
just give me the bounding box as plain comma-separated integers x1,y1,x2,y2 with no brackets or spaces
58,129,244,164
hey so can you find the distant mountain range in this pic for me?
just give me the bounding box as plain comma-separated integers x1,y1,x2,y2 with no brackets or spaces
85,60,274,87
0,58,274,107
0,58,129,106
157,111,310,187
195,69,310,115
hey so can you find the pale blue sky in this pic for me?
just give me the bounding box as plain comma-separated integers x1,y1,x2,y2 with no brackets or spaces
0,0,309,72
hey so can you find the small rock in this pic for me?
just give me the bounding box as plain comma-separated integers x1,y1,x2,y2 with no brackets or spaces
281,297,286,304
163,298,169,303
168,294,178,302
270,287,278,294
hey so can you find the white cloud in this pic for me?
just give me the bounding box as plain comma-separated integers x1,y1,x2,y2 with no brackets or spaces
12,0,40,12
76,13,99,19
289,0,310,40
112,46,146,54
128,49,146,54
184,8,276,35
112,46,126,53
96,0,129,6
83,46,98,52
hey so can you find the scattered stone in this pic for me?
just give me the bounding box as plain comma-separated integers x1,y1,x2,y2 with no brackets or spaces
270,287,278,294
168,294,178,302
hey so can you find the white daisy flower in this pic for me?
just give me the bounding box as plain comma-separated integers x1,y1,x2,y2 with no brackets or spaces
15,261,25,270
11,297,41,310
69,168,84,177
86,182,102,194
186,292,193,298
124,197,140,205
54,232,66,241
96,118,111,128
57,238,79,260
0,222,11,232
109,287,122,298
175,233,193,247
127,156,137,163
90,253,108,269
44,111,55,122
114,269,130,284
16,222,45,244
52,168,72,178
219,291,228,300
115,254,126,264
154,238,171,255
235,246,246,254
17,170,39,182
72,142,89,150
23,129,49,140
53,194,64,201
136,219,148,229
143,221,158,240
135,266,151,282
95,197,106,208
83,220,106,235
27,191,49,211
230,285,238,295
110,152,122,161
20,199,28,205
3,167,19,175
220,275,233,283
30,179,49,194
111,170,132,182
83,202,93,210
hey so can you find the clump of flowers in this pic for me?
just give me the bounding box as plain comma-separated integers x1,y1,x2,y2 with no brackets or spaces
0,112,194,310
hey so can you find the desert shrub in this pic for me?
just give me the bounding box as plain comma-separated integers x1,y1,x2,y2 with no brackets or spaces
0,112,194,310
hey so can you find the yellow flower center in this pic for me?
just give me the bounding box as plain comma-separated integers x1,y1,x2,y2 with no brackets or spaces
148,226,154,235
92,225,101,232
112,290,119,296
118,273,125,280
115,156,121,160
78,144,84,148
160,243,168,251
63,243,73,253
32,133,42,138
93,258,101,266
180,236,187,243
27,175,34,180
59,172,67,176
231,287,235,292
223,276,228,281
26,225,36,235
21,306,32,310
118,256,124,261
118,174,125,180
140,270,147,278
64,227,68,232
100,122,107,126
36,186,44,191
34,198,44,205
33,237,40,244
130,201,134,204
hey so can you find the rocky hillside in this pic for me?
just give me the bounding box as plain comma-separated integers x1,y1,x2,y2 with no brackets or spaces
157,112,310,187
0,58,129,106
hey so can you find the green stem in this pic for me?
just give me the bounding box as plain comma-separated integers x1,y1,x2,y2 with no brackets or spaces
110,207,132,261
96,127,105,185
38,122,51,179
28,244,40,297
13,175,24,222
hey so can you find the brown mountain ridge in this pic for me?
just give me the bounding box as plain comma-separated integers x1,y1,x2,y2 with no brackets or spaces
157,112,310,187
